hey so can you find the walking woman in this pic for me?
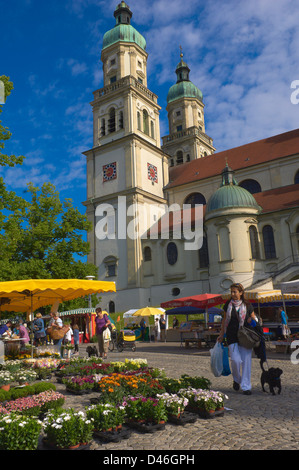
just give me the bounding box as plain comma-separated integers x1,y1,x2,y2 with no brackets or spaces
218,283,258,395
95,307,111,359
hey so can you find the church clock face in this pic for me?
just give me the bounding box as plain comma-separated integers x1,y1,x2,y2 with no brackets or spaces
103,162,117,182
147,163,158,183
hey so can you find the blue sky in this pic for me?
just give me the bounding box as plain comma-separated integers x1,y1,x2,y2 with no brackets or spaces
1,0,299,216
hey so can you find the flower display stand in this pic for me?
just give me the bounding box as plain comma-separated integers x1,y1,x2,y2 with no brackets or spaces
126,420,166,433
167,411,198,426
93,426,131,443
186,406,225,419
41,438,92,450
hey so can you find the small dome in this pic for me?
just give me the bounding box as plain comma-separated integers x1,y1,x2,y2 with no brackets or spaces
206,165,261,213
102,24,146,51
167,55,203,104
167,81,203,104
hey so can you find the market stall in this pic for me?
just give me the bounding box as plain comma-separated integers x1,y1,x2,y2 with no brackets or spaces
123,308,165,341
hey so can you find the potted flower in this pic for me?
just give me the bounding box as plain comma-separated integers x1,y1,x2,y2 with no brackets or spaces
179,388,227,417
62,375,96,394
86,403,126,433
42,409,94,449
14,369,38,385
157,393,189,418
123,396,167,425
0,413,42,450
0,371,13,391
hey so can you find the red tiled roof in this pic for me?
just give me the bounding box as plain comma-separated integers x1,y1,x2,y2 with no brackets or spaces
167,128,299,189
253,184,299,214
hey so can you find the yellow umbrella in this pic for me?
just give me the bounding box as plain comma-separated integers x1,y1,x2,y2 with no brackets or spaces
132,307,165,317
0,279,116,314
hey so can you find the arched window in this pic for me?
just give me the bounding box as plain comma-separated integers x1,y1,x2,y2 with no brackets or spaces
176,150,183,165
144,246,152,262
184,192,206,207
119,111,124,129
108,107,116,133
151,120,155,138
167,242,178,265
100,118,105,137
239,179,261,194
262,225,276,259
137,111,141,130
295,170,299,184
199,235,209,268
143,109,149,135
249,225,260,259
109,301,115,314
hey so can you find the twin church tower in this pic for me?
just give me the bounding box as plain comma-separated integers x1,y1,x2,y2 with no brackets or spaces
83,2,215,310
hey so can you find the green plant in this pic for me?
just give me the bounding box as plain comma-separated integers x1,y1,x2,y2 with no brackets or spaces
43,409,94,448
86,403,126,432
0,413,42,450
123,396,168,424
180,374,211,390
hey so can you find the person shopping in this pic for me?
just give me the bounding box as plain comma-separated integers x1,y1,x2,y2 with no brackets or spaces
95,307,111,359
217,283,258,395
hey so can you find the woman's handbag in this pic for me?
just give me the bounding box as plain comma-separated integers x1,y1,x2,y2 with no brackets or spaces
48,324,70,340
237,326,261,349
103,327,111,343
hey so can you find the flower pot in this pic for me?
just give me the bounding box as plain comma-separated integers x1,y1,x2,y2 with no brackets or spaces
0,384,10,392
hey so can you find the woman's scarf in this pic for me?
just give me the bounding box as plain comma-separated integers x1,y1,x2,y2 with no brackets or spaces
225,299,247,331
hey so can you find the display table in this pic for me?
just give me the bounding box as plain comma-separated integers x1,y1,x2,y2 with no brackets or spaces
3,338,23,356
272,341,291,354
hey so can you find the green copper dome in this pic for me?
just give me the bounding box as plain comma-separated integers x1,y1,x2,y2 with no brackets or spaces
102,24,146,51
167,56,203,104
206,165,261,213
102,2,146,51
167,81,203,104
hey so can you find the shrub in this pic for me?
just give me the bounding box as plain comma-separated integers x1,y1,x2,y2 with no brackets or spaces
0,413,42,450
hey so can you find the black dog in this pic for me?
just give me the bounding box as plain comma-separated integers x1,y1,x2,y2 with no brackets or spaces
86,345,98,357
260,361,283,395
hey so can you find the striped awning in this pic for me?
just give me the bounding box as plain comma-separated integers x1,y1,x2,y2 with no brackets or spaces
223,289,299,303
59,308,95,316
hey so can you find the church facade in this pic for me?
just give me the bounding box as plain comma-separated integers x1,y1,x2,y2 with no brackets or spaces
83,2,299,313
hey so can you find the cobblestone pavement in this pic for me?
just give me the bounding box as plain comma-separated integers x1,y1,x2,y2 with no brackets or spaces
49,342,299,451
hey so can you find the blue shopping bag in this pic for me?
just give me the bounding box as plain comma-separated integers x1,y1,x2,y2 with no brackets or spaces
221,343,231,376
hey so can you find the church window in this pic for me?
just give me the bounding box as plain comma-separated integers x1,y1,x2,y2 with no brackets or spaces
176,150,183,165
144,246,152,261
119,111,124,129
151,120,155,138
239,179,261,194
199,235,209,268
110,75,116,84
170,158,174,167
109,301,115,314
104,256,118,277
100,118,105,137
295,170,299,184
176,125,182,132
110,59,116,66
218,226,231,261
186,154,190,162
167,242,178,265
138,60,142,68
143,109,149,135
249,225,260,259
262,225,276,259
184,192,206,207
137,111,141,130
108,107,116,133
172,287,180,296
176,111,181,117
138,77,143,84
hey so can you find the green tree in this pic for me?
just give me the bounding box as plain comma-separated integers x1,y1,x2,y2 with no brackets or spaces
0,77,97,286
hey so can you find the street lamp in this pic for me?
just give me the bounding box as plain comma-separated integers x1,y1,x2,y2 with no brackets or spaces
85,276,95,308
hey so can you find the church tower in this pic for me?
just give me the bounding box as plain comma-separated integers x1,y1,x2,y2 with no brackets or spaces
162,51,215,166
83,2,169,310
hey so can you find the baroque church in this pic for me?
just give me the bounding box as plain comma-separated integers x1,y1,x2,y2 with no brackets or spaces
83,2,299,313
